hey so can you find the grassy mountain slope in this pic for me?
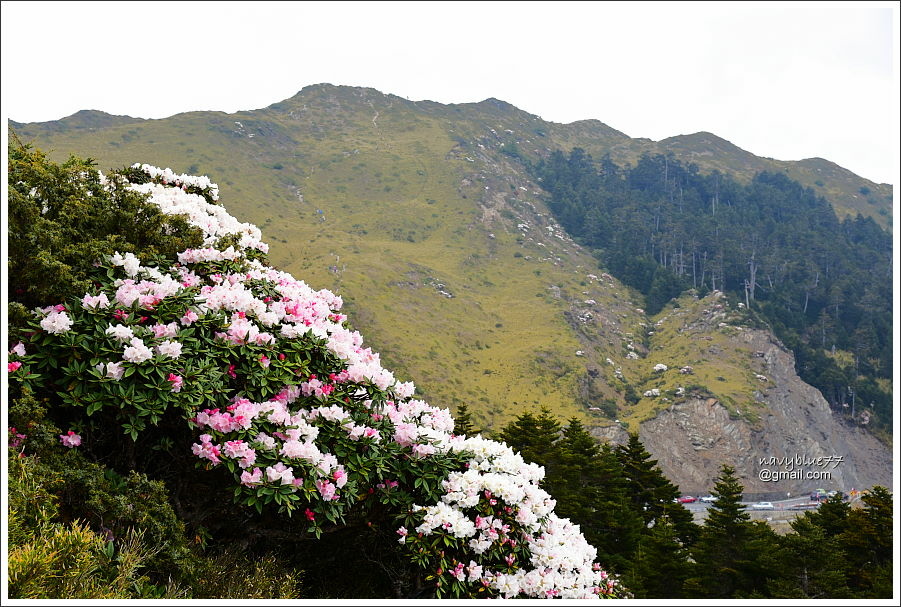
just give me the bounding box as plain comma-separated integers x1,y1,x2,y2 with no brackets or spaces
8,84,891,435
10,86,649,431
630,292,769,428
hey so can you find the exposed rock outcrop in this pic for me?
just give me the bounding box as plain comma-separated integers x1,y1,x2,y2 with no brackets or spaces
638,329,892,494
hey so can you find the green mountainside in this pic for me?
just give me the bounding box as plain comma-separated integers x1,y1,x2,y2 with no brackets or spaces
8,84,893,438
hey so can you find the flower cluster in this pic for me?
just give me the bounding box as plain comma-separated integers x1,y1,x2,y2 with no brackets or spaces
38,307,74,334
399,435,623,598
8,427,26,450
128,182,265,251
59,430,82,448
10,163,623,599
130,163,220,201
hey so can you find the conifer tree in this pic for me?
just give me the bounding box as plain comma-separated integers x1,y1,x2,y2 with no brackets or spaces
554,420,642,575
839,486,893,597
615,434,697,544
452,403,480,436
498,414,649,580
769,516,852,598
614,434,698,596
498,408,561,471
685,464,779,598
805,492,851,537
627,515,692,598
769,487,892,599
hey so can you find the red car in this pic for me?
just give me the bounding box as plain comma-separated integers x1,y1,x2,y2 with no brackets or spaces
677,496,697,504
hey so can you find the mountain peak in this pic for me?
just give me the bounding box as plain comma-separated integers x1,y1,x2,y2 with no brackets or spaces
661,131,744,150
267,83,410,113
563,118,631,141
476,97,516,111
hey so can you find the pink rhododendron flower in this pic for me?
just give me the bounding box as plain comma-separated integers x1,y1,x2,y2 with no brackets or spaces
60,431,82,448
222,439,250,459
8,427,26,449
105,362,125,380
266,462,295,485
411,443,437,458
192,434,221,464
82,293,110,310
8,361,22,373
9,342,26,356
152,322,179,338
332,467,348,488
393,422,418,447
168,373,183,392
180,309,199,326
394,381,415,399
240,467,263,486
139,294,161,308
315,479,337,500
105,324,134,342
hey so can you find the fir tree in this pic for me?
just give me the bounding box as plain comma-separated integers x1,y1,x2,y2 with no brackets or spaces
805,492,851,537
628,515,692,598
452,403,480,436
554,420,642,575
769,516,852,598
615,434,697,544
498,408,561,470
614,434,697,597
685,464,779,598
840,486,893,597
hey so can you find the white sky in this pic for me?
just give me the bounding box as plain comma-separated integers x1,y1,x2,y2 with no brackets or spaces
1,1,898,185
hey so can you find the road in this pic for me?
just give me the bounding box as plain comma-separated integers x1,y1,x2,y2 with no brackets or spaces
682,495,822,514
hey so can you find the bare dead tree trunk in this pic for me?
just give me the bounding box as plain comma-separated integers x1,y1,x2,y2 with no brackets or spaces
748,253,758,302
692,251,697,288
803,271,819,314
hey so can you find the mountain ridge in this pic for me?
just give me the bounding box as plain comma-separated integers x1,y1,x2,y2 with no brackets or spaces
15,83,893,191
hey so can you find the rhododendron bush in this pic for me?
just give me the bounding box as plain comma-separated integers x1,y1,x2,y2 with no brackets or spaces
8,162,625,598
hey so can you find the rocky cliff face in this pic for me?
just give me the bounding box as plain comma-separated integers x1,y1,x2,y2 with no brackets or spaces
595,308,892,495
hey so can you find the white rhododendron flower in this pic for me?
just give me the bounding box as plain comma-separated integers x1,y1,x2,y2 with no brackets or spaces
39,310,74,334
122,337,153,363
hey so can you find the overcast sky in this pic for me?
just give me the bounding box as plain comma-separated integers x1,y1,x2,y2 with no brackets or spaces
2,1,898,185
